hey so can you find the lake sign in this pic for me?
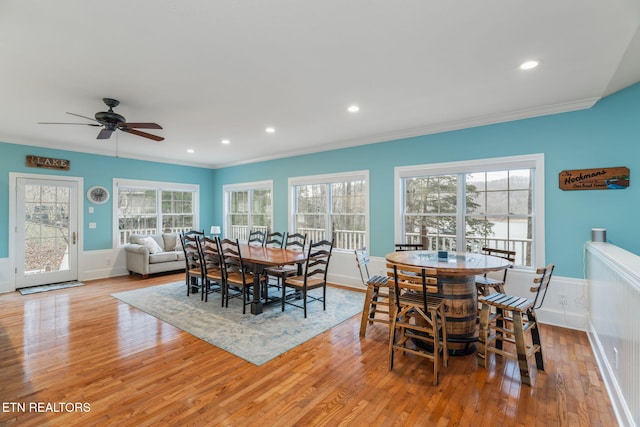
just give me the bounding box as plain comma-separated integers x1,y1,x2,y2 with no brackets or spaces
559,166,629,191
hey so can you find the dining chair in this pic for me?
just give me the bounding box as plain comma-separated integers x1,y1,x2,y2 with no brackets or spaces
387,262,448,386
477,263,554,386
264,232,307,289
220,238,259,313
179,233,205,299
200,236,225,305
281,239,333,318
354,247,393,338
183,229,205,238
475,247,516,296
394,243,424,251
248,229,267,246
264,231,285,248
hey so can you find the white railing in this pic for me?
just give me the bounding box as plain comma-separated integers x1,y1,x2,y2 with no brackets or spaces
222,226,530,257
227,226,366,249
119,227,194,245
586,242,639,427
405,233,532,266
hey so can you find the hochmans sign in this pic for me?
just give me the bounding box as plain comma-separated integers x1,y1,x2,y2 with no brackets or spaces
559,166,629,190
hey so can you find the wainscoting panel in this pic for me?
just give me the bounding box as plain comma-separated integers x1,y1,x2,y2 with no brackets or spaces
586,242,639,427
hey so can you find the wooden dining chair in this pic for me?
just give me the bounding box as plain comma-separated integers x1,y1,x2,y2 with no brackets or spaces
179,233,205,299
200,236,225,305
387,262,448,386
248,229,267,246
264,233,307,290
220,238,259,312
354,247,393,338
477,263,554,386
282,239,333,318
475,247,516,296
264,231,285,248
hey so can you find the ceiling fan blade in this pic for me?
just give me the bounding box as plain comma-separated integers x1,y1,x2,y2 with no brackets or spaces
97,128,114,139
66,112,99,122
122,122,162,129
121,127,164,142
38,122,102,126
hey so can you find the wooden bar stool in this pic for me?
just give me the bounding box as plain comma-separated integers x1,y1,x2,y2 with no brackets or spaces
387,262,448,385
354,247,394,337
475,247,516,296
477,263,554,386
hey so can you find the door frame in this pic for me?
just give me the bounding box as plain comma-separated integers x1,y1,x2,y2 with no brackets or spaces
9,172,84,291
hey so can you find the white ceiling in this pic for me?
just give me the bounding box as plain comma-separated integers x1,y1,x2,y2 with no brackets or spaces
1,1,640,169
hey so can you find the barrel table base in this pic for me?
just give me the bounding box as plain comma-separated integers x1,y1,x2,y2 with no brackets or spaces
437,275,478,354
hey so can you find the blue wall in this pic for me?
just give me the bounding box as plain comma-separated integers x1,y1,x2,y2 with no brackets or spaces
0,143,216,254
212,83,640,279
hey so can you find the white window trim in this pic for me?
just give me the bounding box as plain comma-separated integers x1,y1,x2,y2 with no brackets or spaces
394,154,545,267
223,180,274,238
288,170,370,253
113,178,200,247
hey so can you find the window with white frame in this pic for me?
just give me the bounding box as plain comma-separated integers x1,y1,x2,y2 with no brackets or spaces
290,171,369,251
115,179,199,246
223,181,273,241
396,155,544,268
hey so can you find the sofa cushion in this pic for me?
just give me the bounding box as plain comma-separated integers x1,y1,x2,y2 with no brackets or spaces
163,233,180,252
149,252,179,263
140,236,163,254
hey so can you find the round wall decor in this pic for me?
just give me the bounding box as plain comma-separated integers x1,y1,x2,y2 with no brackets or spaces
87,186,110,204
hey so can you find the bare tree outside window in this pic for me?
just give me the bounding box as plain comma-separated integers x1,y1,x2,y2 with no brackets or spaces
23,184,70,274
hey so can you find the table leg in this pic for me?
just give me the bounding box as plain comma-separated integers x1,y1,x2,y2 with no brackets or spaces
250,272,263,315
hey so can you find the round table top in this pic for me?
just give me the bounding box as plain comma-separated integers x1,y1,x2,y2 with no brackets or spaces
385,251,511,276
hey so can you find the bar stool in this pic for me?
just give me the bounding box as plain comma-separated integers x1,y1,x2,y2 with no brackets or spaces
354,247,394,337
475,247,516,296
477,263,554,386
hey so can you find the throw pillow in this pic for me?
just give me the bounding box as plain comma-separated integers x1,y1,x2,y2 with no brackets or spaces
140,236,163,254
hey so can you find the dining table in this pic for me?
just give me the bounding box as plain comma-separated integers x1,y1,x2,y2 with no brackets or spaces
239,244,307,315
385,250,511,354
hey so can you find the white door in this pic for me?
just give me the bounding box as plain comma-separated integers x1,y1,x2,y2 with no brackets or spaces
15,178,79,288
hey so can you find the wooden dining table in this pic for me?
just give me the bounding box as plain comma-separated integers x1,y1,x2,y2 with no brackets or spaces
239,244,307,315
385,250,511,354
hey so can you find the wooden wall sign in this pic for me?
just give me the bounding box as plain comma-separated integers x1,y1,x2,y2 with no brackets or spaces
26,155,70,171
559,166,629,190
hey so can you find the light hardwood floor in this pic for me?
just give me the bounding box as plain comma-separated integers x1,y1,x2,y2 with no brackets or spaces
0,273,617,426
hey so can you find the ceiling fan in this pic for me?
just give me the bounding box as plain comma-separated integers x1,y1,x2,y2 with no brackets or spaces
39,98,164,142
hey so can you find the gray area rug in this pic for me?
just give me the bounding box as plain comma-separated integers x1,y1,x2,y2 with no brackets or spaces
112,282,364,366
18,281,85,295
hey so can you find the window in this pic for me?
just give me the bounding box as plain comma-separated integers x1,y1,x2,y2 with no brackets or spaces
290,171,368,251
223,181,273,241
114,179,199,246
396,155,544,267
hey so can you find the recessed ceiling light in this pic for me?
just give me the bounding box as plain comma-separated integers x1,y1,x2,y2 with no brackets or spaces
221,139,230,145
187,149,195,153
520,60,540,70
265,127,276,133
348,105,360,113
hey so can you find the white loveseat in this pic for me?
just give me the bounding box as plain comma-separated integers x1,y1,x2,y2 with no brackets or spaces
124,233,185,278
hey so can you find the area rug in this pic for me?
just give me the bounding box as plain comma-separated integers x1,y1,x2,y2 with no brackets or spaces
112,282,364,366
18,281,85,295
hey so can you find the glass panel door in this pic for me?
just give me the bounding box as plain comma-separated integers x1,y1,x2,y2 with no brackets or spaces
16,178,79,288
